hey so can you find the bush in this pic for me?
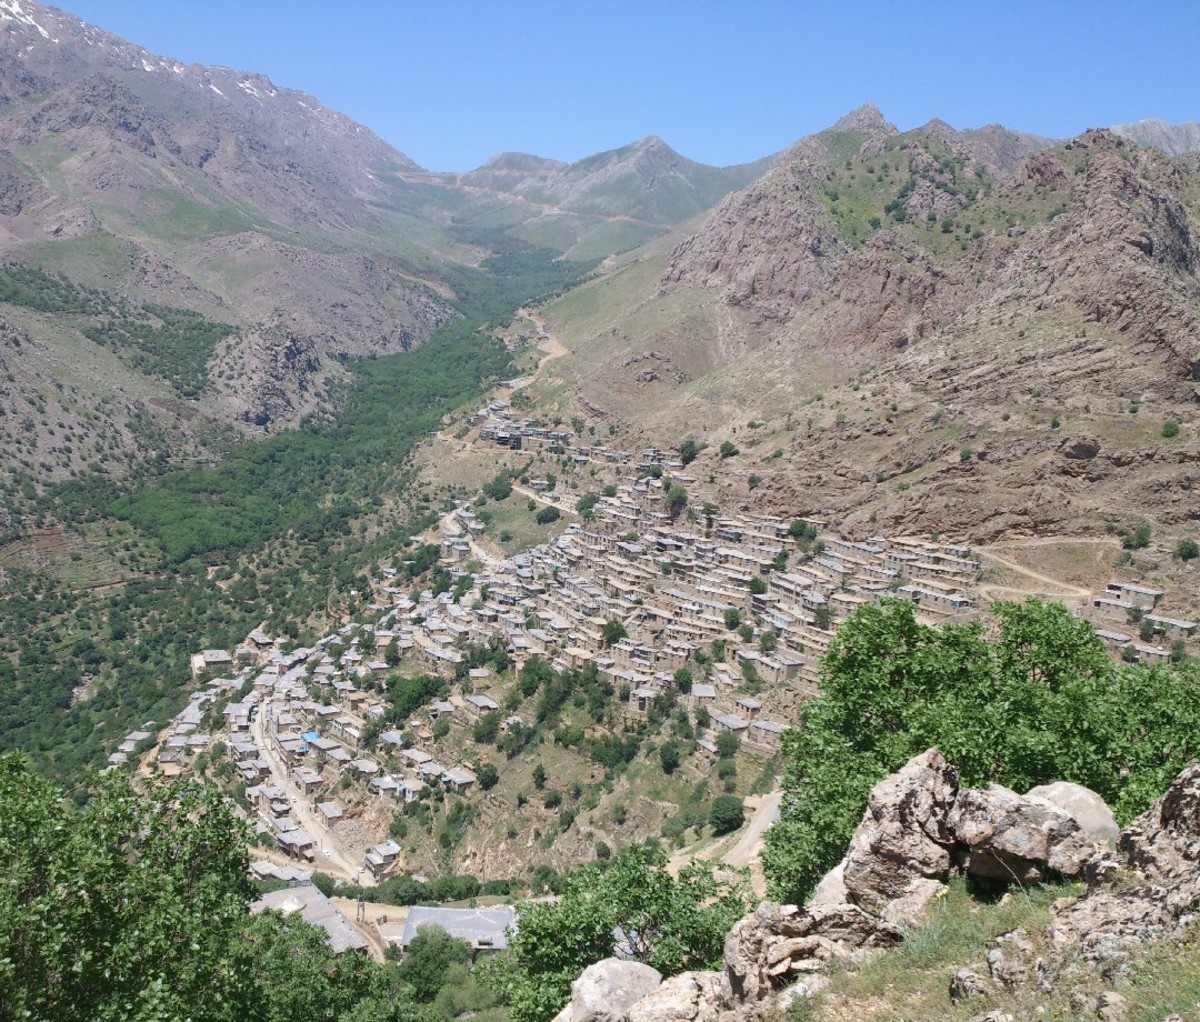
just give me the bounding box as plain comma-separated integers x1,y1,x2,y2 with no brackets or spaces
715,731,740,759
396,924,471,1000
659,741,681,775
1163,420,1180,438
718,440,739,460
504,846,749,1022
1122,525,1152,550
535,506,561,525
709,794,745,835
762,597,1200,905
1177,538,1199,562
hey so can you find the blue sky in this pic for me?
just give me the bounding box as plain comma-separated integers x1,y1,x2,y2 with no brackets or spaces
60,1,1200,172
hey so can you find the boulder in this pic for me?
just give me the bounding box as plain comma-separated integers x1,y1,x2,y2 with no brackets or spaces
842,748,958,915
626,971,729,1022
806,860,848,908
553,958,663,1022
1052,764,1200,959
1025,781,1120,849
878,876,947,930
948,783,1095,883
723,900,900,1002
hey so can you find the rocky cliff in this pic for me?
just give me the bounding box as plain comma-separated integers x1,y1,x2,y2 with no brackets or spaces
550,751,1200,1022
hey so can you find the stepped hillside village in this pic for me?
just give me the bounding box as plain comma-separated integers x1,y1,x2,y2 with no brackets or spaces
6,2,1200,1018
104,359,1199,962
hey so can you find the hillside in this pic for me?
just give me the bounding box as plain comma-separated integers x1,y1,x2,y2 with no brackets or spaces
0,0,768,508
532,113,1200,553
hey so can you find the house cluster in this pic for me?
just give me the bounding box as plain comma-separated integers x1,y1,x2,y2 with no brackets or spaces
406,478,983,752
1089,580,1196,663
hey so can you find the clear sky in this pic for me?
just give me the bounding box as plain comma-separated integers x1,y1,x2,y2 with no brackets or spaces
57,0,1200,173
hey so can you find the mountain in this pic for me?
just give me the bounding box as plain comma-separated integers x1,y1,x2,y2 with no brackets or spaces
435,136,776,260
536,111,1200,546
0,0,771,500
1111,117,1200,156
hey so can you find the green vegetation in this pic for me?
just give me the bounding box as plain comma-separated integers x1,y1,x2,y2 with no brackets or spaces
762,597,1200,904
677,438,703,465
797,875,1200,1022
1177,538,1199,561
1122,524,1152,550
4,235,595,778
708,794,745,835
499,845,749,1022
84,304,236,398
0,754,427,1022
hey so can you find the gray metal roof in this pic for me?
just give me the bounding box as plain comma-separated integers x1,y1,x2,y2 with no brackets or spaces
400,905,516,950
252,883,368,954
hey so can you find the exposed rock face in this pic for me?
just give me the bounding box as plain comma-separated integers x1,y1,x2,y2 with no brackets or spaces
1054,763,1200,961
949,783,1098,884
551,958,663,1022
842,748,959,915
723,901,900,1003
626,971,730,1022
556,755,1200,1022
1026,781,1120,848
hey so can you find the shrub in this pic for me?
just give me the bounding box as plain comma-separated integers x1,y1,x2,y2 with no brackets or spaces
1177,538,1199,562
1162,420,1180,438
709,794,745,835
1122,525,1152,550
535,505,560,525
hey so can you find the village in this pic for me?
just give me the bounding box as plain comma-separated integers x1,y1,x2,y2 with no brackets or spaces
105,394,1197,959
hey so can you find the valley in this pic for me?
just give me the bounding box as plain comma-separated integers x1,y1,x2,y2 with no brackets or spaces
2,2,1200,1018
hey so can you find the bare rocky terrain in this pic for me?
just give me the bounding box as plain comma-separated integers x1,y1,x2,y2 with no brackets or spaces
532,111,1200,557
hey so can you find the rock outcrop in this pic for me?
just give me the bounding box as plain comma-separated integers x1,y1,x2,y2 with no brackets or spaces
949,782,1098,884
842,748,958,920
552,959,664,1022
1053,763,1200,963
554,754,1200,1022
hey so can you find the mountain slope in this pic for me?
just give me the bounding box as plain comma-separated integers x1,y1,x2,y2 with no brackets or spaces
535,114,1200,545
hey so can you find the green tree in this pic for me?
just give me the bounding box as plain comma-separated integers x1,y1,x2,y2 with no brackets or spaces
1176,538,1199,561
715,730,740,759
396,924,471,1001
762,597,1200,905
678,439,702,466
385,636,402,668
718,441,739,460
659,740,681,775
501,847,748,1022
666,484,688,520
532,762,547,790
601,619,628,647
723,607,741,631
673,668,693,694
709,794,745,835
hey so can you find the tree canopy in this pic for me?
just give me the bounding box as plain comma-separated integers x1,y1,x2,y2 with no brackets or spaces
762,597,1200,905
499,846,748,1022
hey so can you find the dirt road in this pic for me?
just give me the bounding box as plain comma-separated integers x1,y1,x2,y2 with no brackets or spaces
253,701,372,885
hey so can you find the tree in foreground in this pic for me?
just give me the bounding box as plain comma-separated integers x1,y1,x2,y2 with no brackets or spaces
498,845,748,1022
0,754,435,1022
761,597,1200,905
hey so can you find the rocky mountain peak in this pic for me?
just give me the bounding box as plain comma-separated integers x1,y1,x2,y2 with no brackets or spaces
829,102,897,135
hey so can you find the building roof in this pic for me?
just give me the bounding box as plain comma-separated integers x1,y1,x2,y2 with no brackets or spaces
399,905,516,951
252,883,368,954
